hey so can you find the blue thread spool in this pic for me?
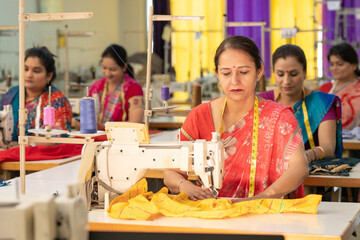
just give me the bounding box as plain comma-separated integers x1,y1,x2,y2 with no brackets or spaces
161,86,170,101
80,97,97,134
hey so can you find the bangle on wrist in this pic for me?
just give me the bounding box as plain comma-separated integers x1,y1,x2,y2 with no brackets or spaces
177,179,188,193
315,146,324,160
311,149,317,161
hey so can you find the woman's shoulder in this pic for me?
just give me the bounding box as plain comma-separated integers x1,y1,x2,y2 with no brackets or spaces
260,99,295,121
308,90,340,104
261,98,290,111
354,78,360,88
125,75,143,87
90,77,106,91
318,82,333,93
4,86,19,95
261,101,299,129
1,86,19,100
258,90,275,101
188,101,212,116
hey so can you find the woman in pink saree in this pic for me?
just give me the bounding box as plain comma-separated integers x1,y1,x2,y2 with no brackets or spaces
164,36,308,201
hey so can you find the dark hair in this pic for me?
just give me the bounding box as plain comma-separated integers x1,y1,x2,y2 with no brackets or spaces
25,47,56,85
214,36,263,72
272,44,307,72
101,44,135,79
327,42,360,76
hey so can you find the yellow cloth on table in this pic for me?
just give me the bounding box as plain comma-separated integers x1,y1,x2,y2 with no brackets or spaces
107,179,322,220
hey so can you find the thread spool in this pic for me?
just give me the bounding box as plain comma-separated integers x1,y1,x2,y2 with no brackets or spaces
161,86,170,101
6,74,11,88
191,84,202,108
44,86,54,131
80,97,97,134
43,107,55,126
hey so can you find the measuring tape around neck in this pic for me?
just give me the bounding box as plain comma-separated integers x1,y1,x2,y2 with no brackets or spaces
98,80,126,123
301,88,315,149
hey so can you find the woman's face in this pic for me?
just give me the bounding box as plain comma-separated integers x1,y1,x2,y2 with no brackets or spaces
24,57,52,92
101,57,126,84
216,48,262,102
329,55,357,82
274,56,305,97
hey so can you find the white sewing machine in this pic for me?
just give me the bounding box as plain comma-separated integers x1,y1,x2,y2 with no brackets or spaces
0,104,14,144
0,184,88,240
90,122,225,205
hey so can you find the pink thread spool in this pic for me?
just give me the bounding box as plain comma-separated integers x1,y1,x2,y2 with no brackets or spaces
44,106,55,126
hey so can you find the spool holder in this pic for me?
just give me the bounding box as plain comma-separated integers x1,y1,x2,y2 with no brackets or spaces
144,7,203,128
17,0,93,193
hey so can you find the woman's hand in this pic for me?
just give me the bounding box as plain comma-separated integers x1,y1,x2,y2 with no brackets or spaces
164,169,214,200
179,180,214,200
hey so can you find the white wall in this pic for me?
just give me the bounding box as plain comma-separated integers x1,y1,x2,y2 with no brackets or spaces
0,0,146,93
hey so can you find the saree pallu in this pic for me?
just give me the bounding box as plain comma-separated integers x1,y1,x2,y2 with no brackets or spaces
180,100,304,198
292,91,343,158
89,74,144,124
319,79,360,130
0,86,72,141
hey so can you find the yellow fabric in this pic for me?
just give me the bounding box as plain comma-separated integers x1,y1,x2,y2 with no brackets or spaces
107,179,322,220
170,0,223,101
270,0,316,83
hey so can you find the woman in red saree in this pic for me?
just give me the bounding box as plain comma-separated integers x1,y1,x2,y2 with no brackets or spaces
164,36,308,201
319,43,360,130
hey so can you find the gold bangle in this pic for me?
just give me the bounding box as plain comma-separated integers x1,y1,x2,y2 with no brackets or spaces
177,179,188,193
315,146,324,160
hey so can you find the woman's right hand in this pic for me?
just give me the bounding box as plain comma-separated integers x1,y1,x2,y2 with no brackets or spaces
179,180,214,200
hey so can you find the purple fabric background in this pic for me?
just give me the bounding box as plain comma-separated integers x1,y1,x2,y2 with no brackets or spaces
227,0,271,78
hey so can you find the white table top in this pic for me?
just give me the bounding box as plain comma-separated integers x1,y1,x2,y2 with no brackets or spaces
88,201,360,239
0,160,81,199
343,139,360,143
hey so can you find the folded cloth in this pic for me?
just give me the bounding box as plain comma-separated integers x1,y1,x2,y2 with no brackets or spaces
342,129,355,139
342,127,360,139
107,179,322,220
0,144,83,162
309,157,360,176
352,127,360,139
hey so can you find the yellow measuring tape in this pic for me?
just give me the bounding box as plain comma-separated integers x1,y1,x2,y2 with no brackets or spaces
219,96,259,197
301,88,315,149
248,96,259,197
219,98,227,137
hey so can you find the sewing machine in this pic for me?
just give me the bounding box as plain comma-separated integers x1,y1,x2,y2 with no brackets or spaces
0,184,88,240
0,104,14,144
89,122,225,206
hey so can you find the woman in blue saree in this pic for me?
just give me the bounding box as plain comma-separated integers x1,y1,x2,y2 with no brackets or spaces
0,47,72,149
259,44,342,162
